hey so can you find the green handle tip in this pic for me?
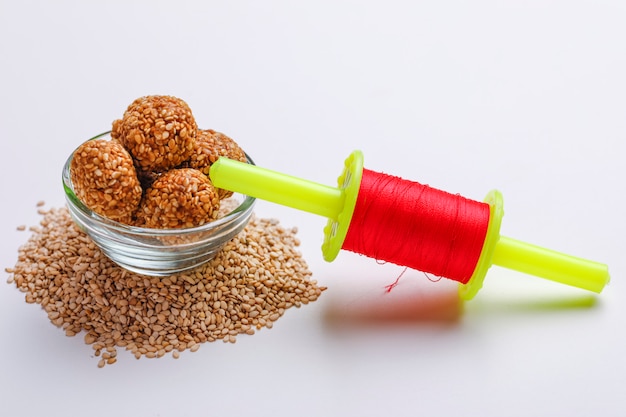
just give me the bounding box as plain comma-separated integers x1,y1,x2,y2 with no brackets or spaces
460,190,609,299
492,236,610,293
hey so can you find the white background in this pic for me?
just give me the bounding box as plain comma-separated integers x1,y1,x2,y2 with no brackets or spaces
1,1,625,416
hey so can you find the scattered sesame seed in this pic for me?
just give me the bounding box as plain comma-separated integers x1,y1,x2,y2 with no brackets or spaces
6,206,324,368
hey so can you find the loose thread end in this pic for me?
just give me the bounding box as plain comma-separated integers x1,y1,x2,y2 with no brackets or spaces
384,267,408,293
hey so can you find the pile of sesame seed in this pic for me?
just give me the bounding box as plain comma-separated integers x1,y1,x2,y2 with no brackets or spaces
6,204,325,368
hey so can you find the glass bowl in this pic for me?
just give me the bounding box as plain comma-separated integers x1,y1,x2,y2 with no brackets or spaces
62,131,256,276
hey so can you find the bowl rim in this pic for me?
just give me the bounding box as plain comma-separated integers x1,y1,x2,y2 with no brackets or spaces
62,131,256,236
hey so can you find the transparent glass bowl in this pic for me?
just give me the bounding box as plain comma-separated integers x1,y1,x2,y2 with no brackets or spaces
62,132,256,276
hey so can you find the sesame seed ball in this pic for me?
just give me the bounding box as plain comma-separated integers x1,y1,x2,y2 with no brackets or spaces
70,139,142,223
187,129,247,199
136,168,220,229
111,95,198,173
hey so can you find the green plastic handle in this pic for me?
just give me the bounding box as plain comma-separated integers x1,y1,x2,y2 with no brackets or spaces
210,152,364,262
492,236,608,293
210,157,343,219
210,155,610,299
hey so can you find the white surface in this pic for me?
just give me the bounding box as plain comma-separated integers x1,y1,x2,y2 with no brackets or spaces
1,1,625,416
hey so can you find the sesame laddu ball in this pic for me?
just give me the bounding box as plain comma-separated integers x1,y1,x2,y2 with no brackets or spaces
136,168,220,229
70,139,142,223
187,129,247,199
111,95,198,173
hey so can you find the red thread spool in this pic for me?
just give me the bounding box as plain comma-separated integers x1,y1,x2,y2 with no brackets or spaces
342,169,491,284
209,151,610,299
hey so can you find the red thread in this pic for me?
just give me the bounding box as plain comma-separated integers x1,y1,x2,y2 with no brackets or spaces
385,267,409,293
342,169,490,284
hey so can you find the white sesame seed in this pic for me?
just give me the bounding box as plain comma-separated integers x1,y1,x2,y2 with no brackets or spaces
6,206,324,368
